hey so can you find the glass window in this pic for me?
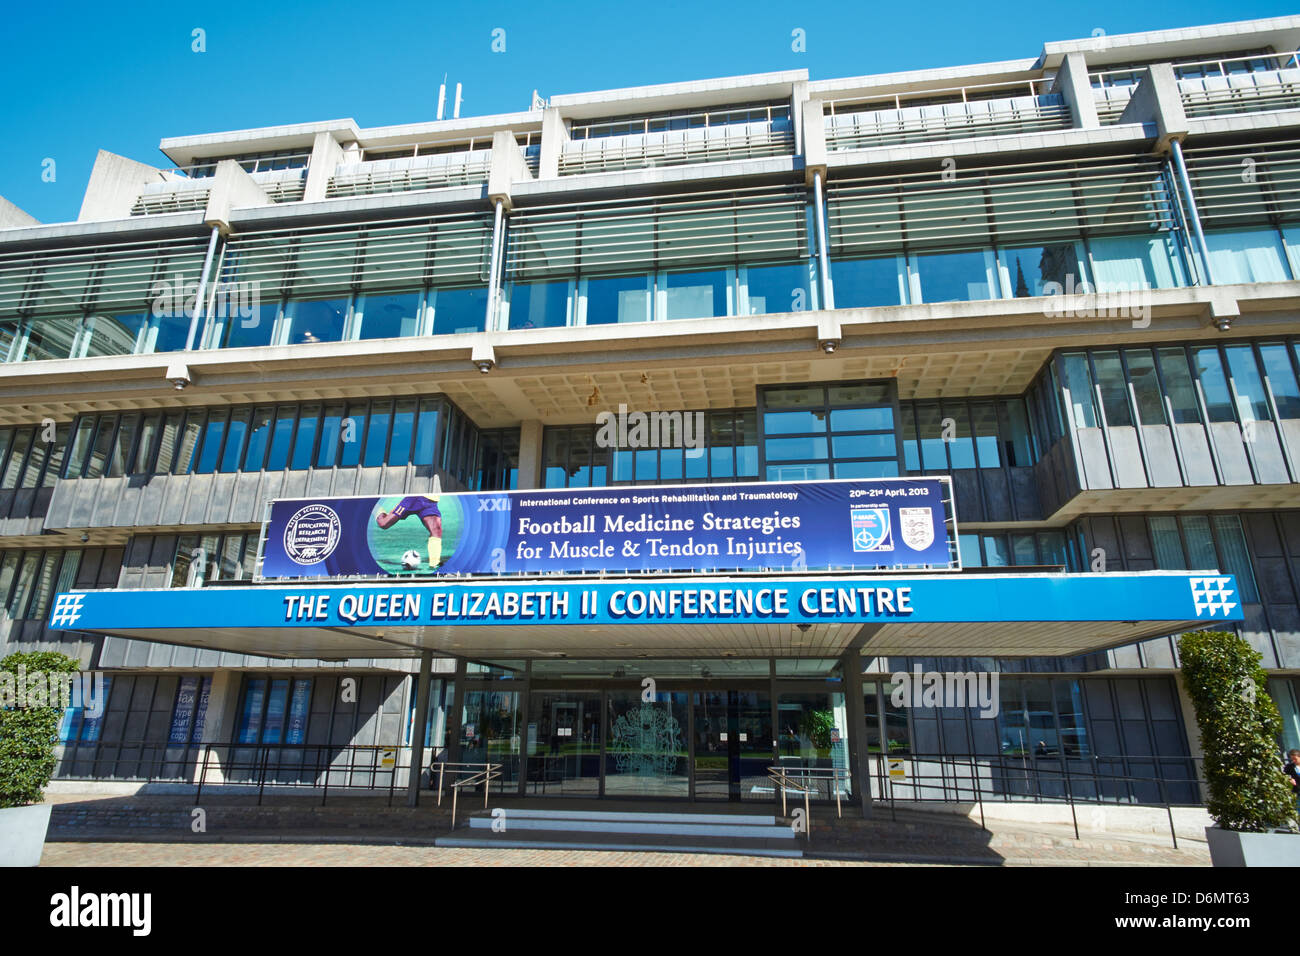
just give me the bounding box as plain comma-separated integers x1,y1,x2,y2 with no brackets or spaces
265,408,295,471
219,409,251,473
832,433,896,459
1149,516,1185,569
831,257,903,307
65,418,95,479
1000,399,1035,467
109,414,139,477
1124,349,1166,425
1212,515,1259,603
195,411,228,474
835,459,899,478
1060,353,1098,428
971,403,1001,467
1092,352,1133,426
983,535,1009,567
363,400,392,467
316,404,344,468
1204,229,1289,284
1089,234,1184,291
584,274,651,325
154,412,184,474
508,281,570,329
219,301,278,349
389,399,417,465
243,407,275,471
40,422,68,488
1260,344,1300,420
430,286,487,335
764,436,827,460
764,410,826,435
829,407,892,431
663,269,730,320
22,317,80,361
338,404,367,468
1157,348,1201,424
285,298,347,345
1012,534,1037,565
290,405,319,470
1180,515,1218,571
413,400,440,464
900,406,919,471
913,250,992,303
132,414,161,475
173,413,203,474
84,417,116,479
82,313,146,357
1194,348,1235,423
915,404,947,470
236,679,267,744
355,291,421,340
150,312,193,354
1,429,31,489
1000,243,1084,297
941,403,975,467
1223,345,1271,423
745,262,810,315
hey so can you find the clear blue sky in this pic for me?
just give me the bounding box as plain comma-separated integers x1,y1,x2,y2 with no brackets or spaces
1,0,1292,224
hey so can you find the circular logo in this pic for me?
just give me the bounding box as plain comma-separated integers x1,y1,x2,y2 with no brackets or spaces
283,504,342,566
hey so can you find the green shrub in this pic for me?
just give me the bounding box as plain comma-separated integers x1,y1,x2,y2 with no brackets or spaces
0,651,81,809
1177,630,1296,833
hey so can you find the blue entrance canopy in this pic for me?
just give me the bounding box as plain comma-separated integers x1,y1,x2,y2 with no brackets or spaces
49,571,1242,660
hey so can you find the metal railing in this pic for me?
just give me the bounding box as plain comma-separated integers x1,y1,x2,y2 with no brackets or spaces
767,765,848,839
559,119,794,175
1179,67,1300,120
869,752,1205,848
327,152,492,197
824,77,1066,151
448,763,503,827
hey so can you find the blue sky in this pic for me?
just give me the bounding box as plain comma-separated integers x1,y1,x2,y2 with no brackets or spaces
1,0,1293,223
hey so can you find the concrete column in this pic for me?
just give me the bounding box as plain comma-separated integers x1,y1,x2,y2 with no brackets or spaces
538,107,567,180
406,651,433,807
302,131,345,204
790,79,810,157
800,98,827,186
1118,63,1189,151
1054,52,1099,129
203,160,269,233
487,130,529,201
841,650,873,817
516,419,545,489
193,669,243,785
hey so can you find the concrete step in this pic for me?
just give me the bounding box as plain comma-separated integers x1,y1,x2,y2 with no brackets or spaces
467,816,795,839
437,827,804,858
492,808,779,825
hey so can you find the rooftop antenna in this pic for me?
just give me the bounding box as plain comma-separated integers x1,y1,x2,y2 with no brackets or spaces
436,75,447,120
453,82,463,119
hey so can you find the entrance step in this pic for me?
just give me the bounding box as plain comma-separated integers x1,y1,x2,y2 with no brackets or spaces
436,807,803,858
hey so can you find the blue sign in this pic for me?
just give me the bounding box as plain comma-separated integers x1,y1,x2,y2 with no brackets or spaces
168,676,199,745
258,478,955,580
285,680,311,745
51,573,1244,631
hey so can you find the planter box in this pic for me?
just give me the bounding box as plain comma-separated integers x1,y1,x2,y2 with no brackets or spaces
1205,826,1300,867
0,804,52,867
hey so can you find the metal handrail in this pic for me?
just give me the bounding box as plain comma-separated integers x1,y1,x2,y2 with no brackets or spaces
826,76,1055,116
448,763,503,828
766,765,848,839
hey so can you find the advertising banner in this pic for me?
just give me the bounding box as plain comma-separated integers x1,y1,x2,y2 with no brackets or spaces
258,478,955,580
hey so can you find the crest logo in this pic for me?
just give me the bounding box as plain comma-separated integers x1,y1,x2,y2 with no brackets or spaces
1190,577,1237,617
899,507,934,551
283,504,342,565
850,506,893,552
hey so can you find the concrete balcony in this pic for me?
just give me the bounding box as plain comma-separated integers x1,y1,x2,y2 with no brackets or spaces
326,150,492,198
558,119,794,176
1178,67,1300,119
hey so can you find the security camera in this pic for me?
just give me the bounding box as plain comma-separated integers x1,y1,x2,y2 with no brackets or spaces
165,362,193,390
474,359,495,374
818,339,839,354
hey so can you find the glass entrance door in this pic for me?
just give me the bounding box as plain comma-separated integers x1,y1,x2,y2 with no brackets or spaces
460,689,521,791
525,690,601,796
604,690,689,798
692,688,774,801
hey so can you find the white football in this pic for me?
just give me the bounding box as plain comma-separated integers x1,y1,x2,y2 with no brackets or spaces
400,550,422,570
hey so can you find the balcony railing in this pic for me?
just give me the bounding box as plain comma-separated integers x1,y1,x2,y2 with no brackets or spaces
1178,55,1300,119
559,109,794,175
327,149,492,197
1088,71,1137,125
824,77,1067,150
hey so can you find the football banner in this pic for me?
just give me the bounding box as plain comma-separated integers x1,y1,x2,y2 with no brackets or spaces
257,477,955,580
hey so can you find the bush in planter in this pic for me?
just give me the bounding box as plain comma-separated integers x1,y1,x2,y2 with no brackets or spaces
0,651,81,808
1177,630,1295,833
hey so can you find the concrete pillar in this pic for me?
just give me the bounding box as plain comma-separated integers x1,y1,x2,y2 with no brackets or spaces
406,651,433,807
841,650,873,817
800,98,827,186
203,160,270,233
1054,52,1099,129
538,107,567,180
0,196,39,228
791,79,810,157
302,131,345,204
1118,63,1189,152
193,669,243,785
77,150,166,223
487,130,530,202
516,419,545,489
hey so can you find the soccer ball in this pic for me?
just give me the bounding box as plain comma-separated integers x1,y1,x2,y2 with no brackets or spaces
400,550,422,571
